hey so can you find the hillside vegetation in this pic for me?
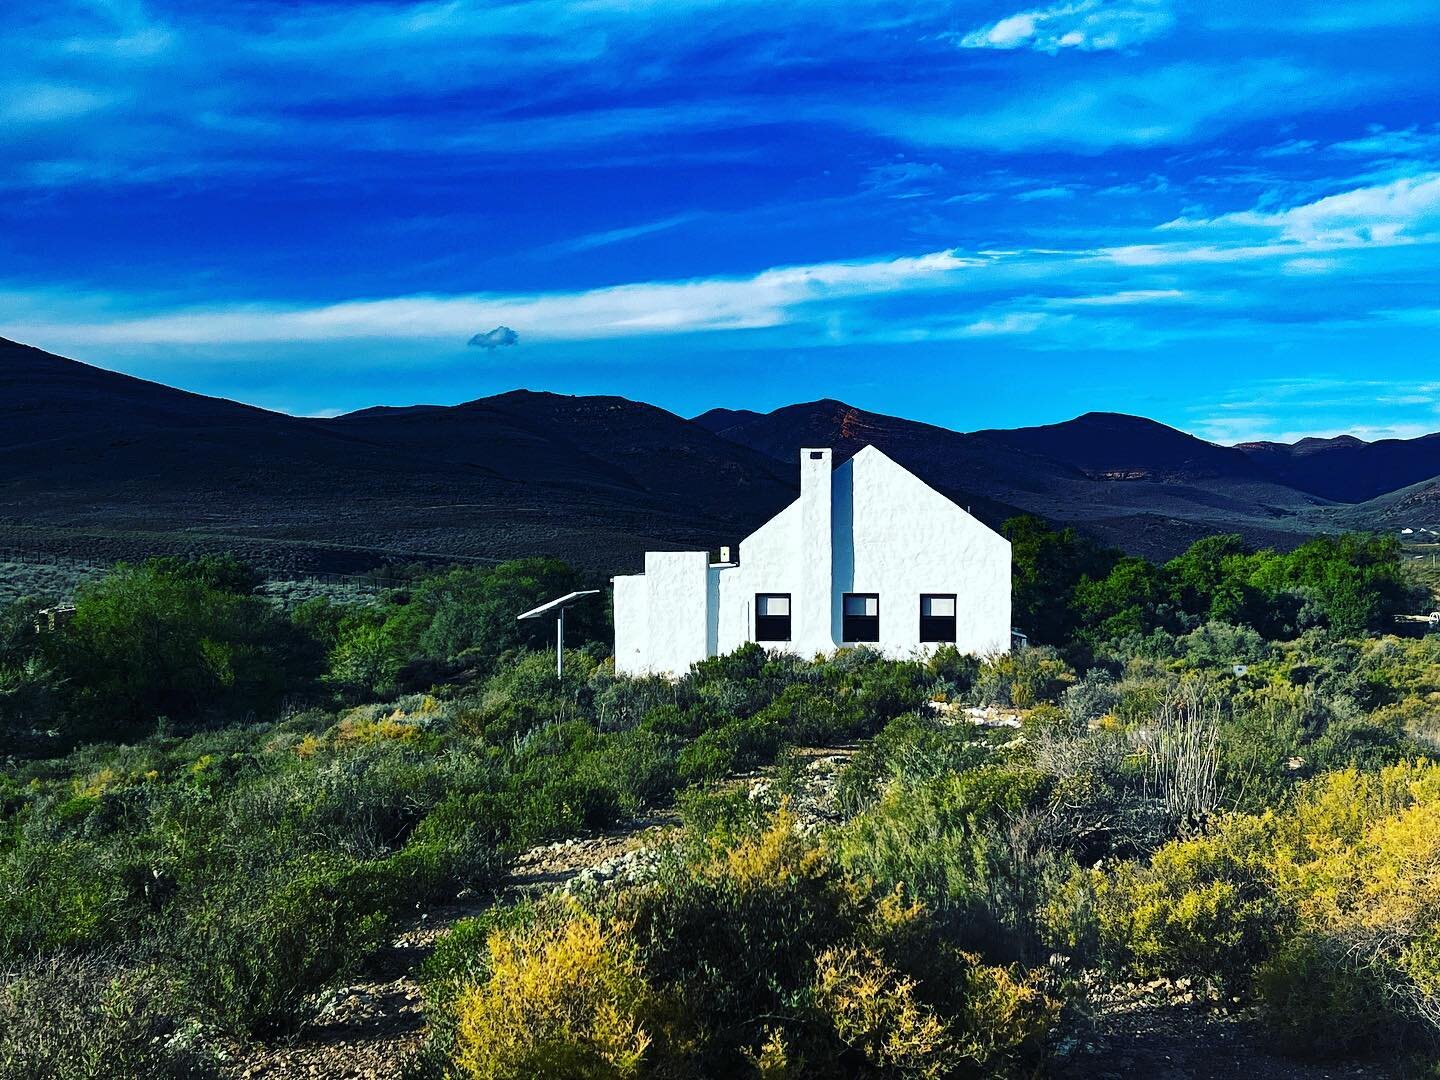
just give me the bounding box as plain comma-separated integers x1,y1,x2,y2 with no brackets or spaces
2,523,1439,1078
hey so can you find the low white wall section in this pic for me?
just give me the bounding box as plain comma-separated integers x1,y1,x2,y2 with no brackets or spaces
612,574,649,675
641,550,711,676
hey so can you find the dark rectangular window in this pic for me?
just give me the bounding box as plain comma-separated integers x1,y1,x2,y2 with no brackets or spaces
755,593,791,641
843,593,879,642
920,594,956,643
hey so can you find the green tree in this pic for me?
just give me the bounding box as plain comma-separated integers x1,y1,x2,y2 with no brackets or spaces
413,558,606,673
1002,516,1119,644
1073,556,1168,642
1163,534,1262,625
54,558,315,735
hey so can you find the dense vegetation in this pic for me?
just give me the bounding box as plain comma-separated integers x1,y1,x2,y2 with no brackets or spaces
2,525,1438,1078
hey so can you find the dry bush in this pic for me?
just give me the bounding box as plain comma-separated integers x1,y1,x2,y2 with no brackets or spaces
1134,681,1221,826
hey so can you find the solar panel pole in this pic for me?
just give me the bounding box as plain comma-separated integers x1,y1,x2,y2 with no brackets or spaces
557,605,566,679
517,590,598,682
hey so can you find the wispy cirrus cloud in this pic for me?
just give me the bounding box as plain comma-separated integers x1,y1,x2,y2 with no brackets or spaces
3,249,978,347
955,0,1174,54
2,0,1438,426
1161,171,1440,246
8,170,1440,360
860,61,1340,152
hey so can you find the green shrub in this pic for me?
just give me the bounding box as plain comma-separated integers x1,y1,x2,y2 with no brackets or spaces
0,955,216,1079
677,715,783,783
834,712,995,816
974,648,1076,709
445,810,1061,1078
0,838,139,961
55,557,317,736
169,852,402,1032
838,767,1055,961
1255,934,1393,1057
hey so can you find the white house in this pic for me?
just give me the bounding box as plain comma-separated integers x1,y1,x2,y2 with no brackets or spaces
613,445,1011,677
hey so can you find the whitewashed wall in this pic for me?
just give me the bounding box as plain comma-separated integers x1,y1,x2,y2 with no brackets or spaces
612,573,648,674
614,550,710,676
615,445,1011,676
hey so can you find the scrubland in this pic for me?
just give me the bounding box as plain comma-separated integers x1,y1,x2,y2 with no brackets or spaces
2,523,1439,1078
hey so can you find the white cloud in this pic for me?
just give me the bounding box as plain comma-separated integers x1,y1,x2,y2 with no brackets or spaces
1280,257,1336,275
960,312,1053,335
1196,416,1438,445
1013,185,1077,202
1161,172,1440,248
956,0,1174,54
870,61,1323,152
3,249,978,347
1,82,117,124
1049,288,1184,306
1330,125,1440,159
547,213,700,254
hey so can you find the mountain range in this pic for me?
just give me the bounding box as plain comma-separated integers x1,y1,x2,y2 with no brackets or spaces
2,336,1436,574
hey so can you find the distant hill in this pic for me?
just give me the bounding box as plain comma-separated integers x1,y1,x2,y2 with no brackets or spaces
696,399,1343,556
692,407,764,434
0,339,793,573
1,336,1435,571
1236,433,1440,502
976,412,1268,484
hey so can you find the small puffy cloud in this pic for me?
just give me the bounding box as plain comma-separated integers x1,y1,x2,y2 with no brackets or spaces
468,325,519,349
956,0,1173,54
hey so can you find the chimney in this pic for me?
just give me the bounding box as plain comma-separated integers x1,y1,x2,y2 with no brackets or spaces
797,448,833,648
718,545,732,563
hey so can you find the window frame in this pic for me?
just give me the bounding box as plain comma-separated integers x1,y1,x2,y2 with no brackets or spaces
842,592,880,643
919,593,957,643
754,592,792,642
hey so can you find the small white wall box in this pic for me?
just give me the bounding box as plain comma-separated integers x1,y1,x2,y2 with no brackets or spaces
612,445,1012,676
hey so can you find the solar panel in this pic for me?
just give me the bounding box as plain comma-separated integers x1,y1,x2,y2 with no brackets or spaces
516,589,601,621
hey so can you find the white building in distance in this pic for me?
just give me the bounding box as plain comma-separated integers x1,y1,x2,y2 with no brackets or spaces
613,445,1012,677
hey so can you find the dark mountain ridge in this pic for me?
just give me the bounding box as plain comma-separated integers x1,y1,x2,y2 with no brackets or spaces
1236,432,1440,503
1,336,1434,571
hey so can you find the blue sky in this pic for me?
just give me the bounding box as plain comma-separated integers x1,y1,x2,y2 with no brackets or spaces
2,0,1438,441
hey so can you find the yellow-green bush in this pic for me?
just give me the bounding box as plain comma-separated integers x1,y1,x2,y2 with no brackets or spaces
1088,811,1284,983
950,955,1059,1069
445,810,1059,1078
813,944,953,1079
453,909,653,1080
1084,760,1440,1046
974,648,1076,709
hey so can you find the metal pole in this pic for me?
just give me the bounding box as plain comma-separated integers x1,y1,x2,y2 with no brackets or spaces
557,606,566,678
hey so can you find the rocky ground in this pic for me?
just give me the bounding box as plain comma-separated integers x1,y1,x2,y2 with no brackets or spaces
1057,982,1405,1079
